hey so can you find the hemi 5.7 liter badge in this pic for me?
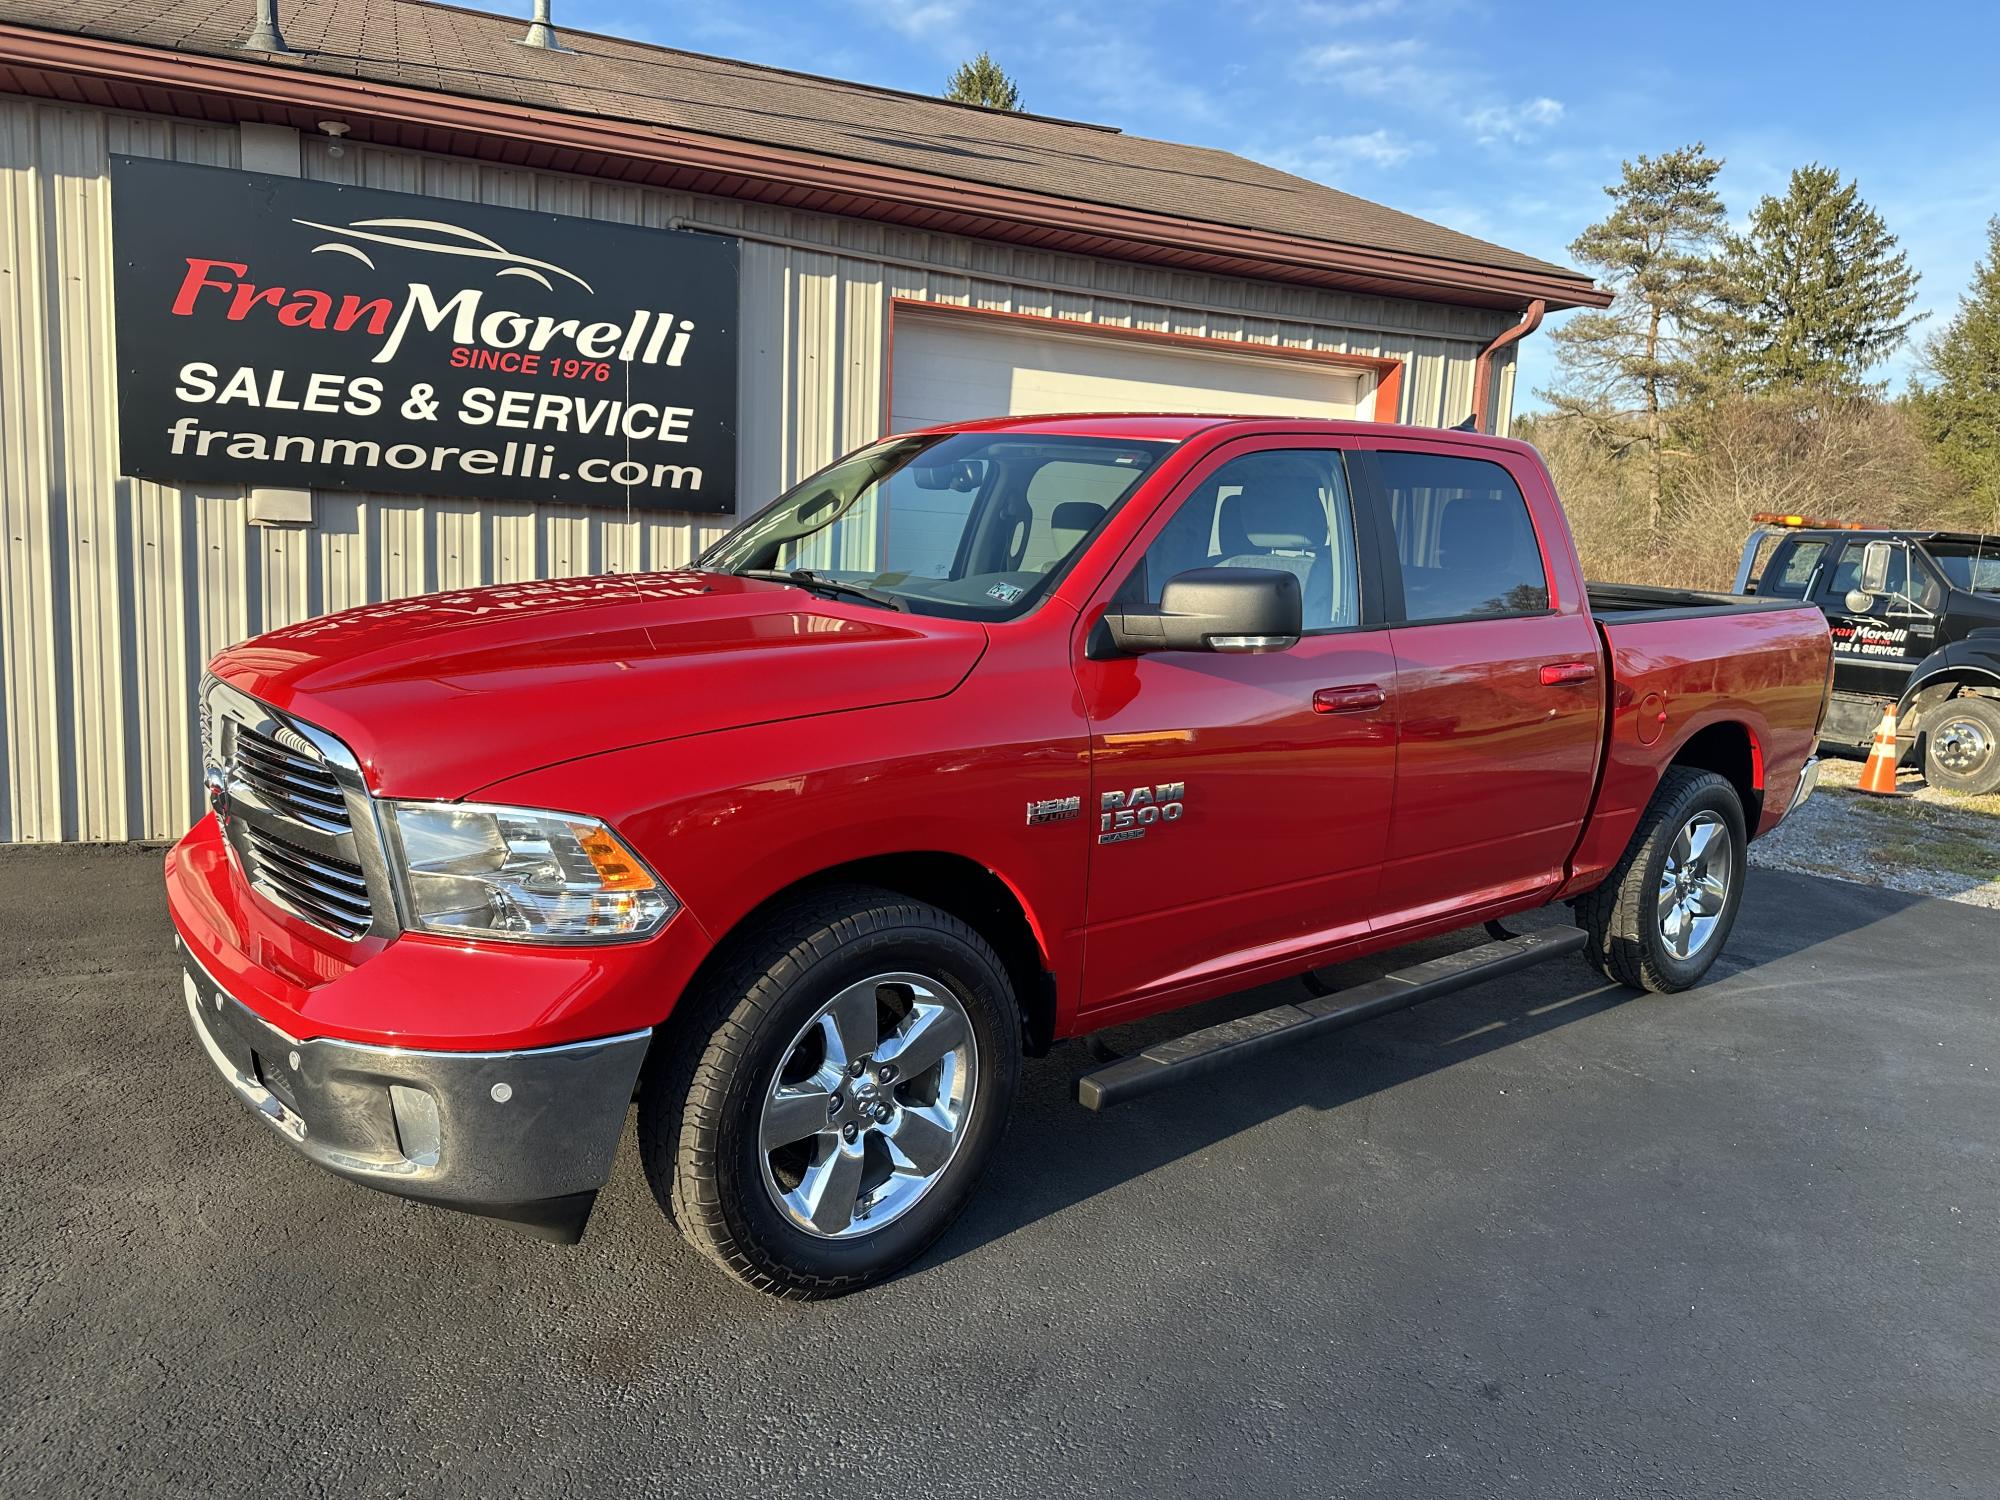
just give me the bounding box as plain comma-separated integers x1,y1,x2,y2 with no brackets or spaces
1099,782,1186,844
1026,796,1082,827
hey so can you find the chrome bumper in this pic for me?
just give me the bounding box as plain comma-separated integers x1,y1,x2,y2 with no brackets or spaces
1788,756,1821,816
178,940,649,1242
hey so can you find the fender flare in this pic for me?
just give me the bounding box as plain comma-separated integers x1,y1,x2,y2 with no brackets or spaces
1897,644,2000,720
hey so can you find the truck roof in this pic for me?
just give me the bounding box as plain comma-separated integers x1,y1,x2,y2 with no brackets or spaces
904,412,1542,457
1774,526,2000,549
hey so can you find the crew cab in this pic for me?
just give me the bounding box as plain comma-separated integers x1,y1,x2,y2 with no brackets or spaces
1737,514,2000,793
167,416,1830,1296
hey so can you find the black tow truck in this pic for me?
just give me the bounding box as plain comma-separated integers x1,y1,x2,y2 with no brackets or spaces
1738,513,2000,793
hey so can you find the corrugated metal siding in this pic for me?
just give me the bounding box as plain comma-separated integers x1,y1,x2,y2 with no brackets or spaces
1,93,1515,843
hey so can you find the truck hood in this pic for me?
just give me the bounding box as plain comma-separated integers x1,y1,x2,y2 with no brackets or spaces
209,571,989,799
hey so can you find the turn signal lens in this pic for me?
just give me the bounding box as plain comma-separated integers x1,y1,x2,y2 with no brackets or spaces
383,801,678,943
577,824,654,890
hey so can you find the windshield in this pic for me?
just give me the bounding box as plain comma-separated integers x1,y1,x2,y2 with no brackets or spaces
1928,540,2000,594
701,432,1169,618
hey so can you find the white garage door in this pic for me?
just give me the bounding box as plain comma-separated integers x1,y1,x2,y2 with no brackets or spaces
889,311,1370,432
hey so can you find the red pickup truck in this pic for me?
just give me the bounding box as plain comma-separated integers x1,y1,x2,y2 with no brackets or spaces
168,415,1830,1296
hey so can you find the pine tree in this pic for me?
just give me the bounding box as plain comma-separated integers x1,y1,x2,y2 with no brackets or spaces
944,51,1022,111
1913,217,2000,524
1545,144,1733,526
1723,165,1921,394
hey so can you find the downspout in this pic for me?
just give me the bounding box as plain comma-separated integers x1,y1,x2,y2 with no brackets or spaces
1469,298,1545,434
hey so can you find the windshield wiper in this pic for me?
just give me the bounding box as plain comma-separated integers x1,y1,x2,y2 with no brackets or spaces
737,568,909,612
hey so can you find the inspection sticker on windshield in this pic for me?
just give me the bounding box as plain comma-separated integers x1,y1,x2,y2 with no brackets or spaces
986,582,1025,603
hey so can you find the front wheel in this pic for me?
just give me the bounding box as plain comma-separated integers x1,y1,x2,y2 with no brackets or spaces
1574,768,1748,993
1922,697,2000,795
639,886,1022,1298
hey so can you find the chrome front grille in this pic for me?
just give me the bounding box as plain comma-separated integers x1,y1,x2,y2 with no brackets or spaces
201,675,392,943
240,823,373,940
232,725,351,834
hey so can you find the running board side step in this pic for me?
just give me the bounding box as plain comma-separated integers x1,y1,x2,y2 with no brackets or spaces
1075,925,1588,1111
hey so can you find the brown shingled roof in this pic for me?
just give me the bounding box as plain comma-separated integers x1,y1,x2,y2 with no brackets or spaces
0,0,1602,306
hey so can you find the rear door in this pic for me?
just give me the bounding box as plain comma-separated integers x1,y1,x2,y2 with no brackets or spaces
1357,444,1605,926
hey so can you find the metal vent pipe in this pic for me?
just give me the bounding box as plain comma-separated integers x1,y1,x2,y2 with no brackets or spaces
518,0,561,49
242,0,291,53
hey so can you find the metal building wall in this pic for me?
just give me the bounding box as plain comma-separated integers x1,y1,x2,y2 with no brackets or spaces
0,93,1518,843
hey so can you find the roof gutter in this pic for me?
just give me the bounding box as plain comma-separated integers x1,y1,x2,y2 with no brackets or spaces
1469,299,1546,432
0,23,1610,313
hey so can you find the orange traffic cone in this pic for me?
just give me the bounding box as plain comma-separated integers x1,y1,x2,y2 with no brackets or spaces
1858,703,1902,795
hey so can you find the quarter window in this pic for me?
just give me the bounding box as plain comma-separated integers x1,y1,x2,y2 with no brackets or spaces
1759,540,1828,599
1373,451,1550,622
1120,449,1361,632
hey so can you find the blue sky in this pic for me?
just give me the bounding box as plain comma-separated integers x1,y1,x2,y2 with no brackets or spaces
540,0,1999,407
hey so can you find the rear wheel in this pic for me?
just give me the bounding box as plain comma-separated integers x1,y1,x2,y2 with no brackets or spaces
1575,768,1747,993
1922,697,2000,795
639,885,1021,1298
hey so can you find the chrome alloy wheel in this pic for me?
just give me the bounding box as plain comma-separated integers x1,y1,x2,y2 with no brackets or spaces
1934,716,1994,775
757,972,978,1240
1658,811,1731,961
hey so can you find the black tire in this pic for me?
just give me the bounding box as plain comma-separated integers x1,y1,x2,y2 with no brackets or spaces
1921,696,2000,795
639,885,1021,1298
1574,768,1748,994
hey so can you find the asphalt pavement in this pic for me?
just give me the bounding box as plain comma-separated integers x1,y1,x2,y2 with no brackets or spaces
3,844,1995,1498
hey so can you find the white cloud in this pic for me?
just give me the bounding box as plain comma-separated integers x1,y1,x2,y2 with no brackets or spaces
1297,0,1406,22
1301,39,1567,151
1328,128,1424,167
1468,96,1566,144
1302,36,1423,70
1320,128,1430,168
1299,36,1440,97
1018,9,1230,129
864,0,971,45
1261,127,1435,188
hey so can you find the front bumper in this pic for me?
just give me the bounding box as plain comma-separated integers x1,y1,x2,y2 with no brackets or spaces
179,938,649,1242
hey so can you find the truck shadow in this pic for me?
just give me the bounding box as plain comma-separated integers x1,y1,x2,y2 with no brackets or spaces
922,869,1935,1272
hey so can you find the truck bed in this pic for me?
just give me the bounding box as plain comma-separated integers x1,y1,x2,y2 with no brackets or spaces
1556,585,1831,901
1585,581,1816,623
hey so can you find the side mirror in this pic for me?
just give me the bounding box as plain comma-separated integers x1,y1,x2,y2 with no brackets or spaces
1858,540,1894,595
1844,588,1876,614
1090,567,1303,658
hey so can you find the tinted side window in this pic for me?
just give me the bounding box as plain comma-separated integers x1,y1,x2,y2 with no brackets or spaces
1828,541,1944,612
1121,449,1360,632
1759,539,1827,598
1929,542,2000,593
1374,452,1549,621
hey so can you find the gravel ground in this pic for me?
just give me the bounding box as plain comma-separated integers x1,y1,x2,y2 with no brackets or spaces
1751,758,2000,908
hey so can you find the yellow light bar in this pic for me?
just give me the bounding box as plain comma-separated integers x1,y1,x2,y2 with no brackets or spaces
1751,512,1867,530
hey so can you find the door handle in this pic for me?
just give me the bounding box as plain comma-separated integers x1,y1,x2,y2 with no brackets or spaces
1539,662,1597,686
1313,683,1386,714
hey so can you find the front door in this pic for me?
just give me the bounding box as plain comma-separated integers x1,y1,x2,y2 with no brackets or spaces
1074,439,1398,1015
1357,444,1606,923
1817,538,1945,702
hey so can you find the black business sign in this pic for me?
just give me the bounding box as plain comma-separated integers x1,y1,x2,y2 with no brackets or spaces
109,156,739,512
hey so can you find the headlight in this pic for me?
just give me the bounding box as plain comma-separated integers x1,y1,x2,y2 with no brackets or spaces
383,801,677,943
